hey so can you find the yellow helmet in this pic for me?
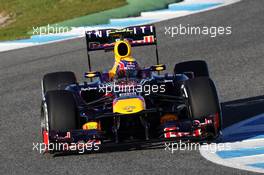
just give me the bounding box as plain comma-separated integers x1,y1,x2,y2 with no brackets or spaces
114,40,134,62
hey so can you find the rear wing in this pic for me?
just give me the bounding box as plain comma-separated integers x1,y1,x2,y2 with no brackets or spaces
85,25,160,72
85,25,157,51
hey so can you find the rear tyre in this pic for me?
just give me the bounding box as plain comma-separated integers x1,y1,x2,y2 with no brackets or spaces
183,77,221,136
42,71,77,94
174,60,209,77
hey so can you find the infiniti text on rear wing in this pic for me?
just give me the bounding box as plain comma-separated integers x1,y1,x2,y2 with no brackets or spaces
85,25,157,52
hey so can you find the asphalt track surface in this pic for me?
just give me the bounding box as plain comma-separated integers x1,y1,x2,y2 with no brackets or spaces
1,0,264,174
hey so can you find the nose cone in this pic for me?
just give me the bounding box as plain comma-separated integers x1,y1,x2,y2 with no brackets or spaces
113,97,146,114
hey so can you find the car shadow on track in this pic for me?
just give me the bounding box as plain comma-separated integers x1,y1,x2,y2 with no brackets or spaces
221,95,264,128
47,143,164,158
219,95,264,142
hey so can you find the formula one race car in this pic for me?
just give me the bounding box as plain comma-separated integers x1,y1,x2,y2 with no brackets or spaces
40,25,222,153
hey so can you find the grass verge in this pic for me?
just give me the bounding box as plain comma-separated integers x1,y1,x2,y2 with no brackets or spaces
57,0,183,27
0,0,127,41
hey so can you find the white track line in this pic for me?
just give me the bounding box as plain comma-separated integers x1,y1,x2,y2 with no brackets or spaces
200,114,264,173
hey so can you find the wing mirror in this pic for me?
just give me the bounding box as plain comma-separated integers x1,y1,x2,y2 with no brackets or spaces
84,71,101,78
149,64,166,72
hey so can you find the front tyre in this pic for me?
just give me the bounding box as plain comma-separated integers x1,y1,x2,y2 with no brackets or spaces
41,90,78,153
183,77,222,137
